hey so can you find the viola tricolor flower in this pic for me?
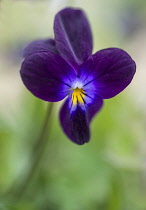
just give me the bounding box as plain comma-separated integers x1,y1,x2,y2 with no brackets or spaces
20,8,136,145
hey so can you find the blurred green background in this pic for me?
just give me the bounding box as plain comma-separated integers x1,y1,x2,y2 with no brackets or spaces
0,0,146,209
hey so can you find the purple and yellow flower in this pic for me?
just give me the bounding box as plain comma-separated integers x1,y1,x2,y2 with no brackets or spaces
20,8,136,145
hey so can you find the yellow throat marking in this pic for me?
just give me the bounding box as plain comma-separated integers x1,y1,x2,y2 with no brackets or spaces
72,88,85,106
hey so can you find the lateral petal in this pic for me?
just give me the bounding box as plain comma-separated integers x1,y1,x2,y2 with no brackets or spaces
79,48,136,99
20,52,76,102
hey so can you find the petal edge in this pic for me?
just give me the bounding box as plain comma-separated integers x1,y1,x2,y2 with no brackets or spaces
23,39,58,58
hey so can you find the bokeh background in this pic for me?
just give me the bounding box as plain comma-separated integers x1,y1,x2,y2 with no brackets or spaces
0,0,146,209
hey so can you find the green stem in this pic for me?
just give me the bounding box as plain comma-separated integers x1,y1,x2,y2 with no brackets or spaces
11,102,54,199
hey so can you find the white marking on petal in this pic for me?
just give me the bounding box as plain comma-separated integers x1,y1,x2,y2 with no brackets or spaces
72,79,83,89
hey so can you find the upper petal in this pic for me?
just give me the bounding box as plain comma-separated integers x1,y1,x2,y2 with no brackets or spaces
20,51,76,102
59,93,103,145
54,7,93,72
79,48,136,99
23,39,58,58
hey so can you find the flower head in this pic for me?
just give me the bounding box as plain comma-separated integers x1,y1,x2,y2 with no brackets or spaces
20,8,136,145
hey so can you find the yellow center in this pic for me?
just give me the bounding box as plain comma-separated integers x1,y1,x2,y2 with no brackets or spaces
72,88,85,106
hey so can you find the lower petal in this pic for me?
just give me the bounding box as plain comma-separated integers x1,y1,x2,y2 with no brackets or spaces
60,98,90,145
59,94,103,145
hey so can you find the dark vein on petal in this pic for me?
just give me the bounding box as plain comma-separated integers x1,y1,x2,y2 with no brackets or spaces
80,94,86,104
82,71,92,83
54,78,71,87
76,95,78,104
82,91,93,100
83,63,133,87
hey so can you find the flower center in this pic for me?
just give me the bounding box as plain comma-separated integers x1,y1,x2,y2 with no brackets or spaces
72,87,85,106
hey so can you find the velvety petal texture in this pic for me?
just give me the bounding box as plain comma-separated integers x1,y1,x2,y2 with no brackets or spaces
60,98,90,145
20,7,136,145
54,8,93,72
23,39,58,58
79,48,136,99
60,94,103,145
20,52,76,102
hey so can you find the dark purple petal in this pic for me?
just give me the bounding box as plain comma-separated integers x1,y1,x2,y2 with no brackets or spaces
54,7,93,72
79,48,136,99
23,39,58,58
59,94,103,145
60,98,90,145
86,92,103,122
20,51,76,102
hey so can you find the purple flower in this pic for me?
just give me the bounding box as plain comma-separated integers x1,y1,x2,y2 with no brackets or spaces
20,8,136,145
